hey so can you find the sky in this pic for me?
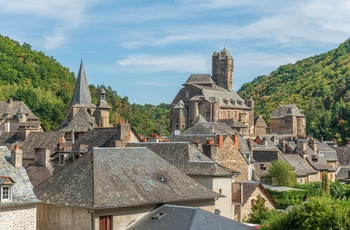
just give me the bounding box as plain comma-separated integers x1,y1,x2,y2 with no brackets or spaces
1,0,350,105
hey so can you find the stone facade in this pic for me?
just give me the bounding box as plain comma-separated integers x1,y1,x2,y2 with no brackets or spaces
241,187,275,219
216,136,251,182
170,48,255,134
270,104,306,137
0,204,36,230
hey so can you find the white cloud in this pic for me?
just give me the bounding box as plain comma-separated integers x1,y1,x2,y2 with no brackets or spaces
117,54,210,73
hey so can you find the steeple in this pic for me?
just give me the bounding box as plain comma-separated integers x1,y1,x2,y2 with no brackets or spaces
70,61,93,107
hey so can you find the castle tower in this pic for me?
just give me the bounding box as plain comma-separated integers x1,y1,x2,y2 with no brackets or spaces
66,61,96,121
212,48,234,91
16,105,27,123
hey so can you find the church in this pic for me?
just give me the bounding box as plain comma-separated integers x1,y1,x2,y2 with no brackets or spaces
170,48,255,134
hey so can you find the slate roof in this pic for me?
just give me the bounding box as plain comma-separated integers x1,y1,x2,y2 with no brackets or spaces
335,166,350,181
0,146,39,206
182,121,235,135
70,61,95,108
0,100,39,120
18,131,63,159
253,162,271,179
34,147,221,209
183,74,215,86
127,142,237,176
127,204,255,230
252,147,286,162
270,104,305,118
335,147,350,166
71,127,119,152
283,154,318,176
57,107,96,132
0,132,17,148
255,115,267,127
218,118,247,128
304,147,334,171
316,140,338,162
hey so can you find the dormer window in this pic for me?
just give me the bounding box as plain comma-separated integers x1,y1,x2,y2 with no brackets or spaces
230,100,235,105
0,176,14,202
1,186,12,201
312,155,318,162
237,100,242,105
223,98,228,104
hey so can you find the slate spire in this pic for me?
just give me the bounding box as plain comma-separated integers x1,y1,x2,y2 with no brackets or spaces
70,61,93,107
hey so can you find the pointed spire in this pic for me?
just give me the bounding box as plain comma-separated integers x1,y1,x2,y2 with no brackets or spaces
70,61,93,107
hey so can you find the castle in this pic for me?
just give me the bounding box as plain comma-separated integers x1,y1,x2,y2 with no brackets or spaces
170,48,255,134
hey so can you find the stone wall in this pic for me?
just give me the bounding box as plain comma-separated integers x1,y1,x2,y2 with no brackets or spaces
0,204,36,230
217,137,250,182
241,187,275,219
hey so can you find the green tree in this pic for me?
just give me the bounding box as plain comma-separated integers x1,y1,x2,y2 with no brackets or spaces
322,172,330,195
262,197,350,230
265,160,296,187
245,195,274,224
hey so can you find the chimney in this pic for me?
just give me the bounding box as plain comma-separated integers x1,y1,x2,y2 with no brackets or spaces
11,145,22,168
117,122,131,141
34,148,50,166
263,137,268,147
233,134,239,150
193,140,202,150
203,138,218,160
5,122,10,132
209,126,215,134
308,138,317,152
217,135,223,148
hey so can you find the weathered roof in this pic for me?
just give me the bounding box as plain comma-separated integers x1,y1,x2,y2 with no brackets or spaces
71,127,119,152
127,204,254,230
335,166,350,180
0,132,17,148
270,104,305,119
255,115,267,127
253,162,271,179
0,100,39,120
316,140,338,162
218,118,247,128
0,146,39,206
335,147,350,166
127,142,237,176
183,74,215,86
26,165,52,187
70,61,95,108
173,100,186,109
57,107,96,132
18,131,63,159
34,147,221,209
283,154,318,176
252,147,285,162
182,121,235,136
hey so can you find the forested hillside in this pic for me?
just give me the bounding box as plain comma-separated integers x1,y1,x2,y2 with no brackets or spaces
238,38,350,145
0,34,170,136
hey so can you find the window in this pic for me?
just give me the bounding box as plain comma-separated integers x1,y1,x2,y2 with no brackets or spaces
250,199,255,207
99,216,112,230
1,186,12,201
234,111,237,119
219,189,222,194
227,110,230,118
205,110,210,119
220,110,223,118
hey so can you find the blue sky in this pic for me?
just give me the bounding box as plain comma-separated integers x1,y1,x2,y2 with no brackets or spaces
1,0,350,105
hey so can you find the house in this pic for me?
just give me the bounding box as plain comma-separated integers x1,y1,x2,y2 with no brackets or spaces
237,182,276,220
0,98,43,134
57,61,112,141
126,204,255,230
269,104,306,138
254,115,268,135
34,147,221,230
0,146,39,229
171,117,254,182
170,48,255,134
127,142,238,219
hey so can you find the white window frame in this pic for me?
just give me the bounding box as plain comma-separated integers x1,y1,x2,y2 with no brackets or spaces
1,186,12,202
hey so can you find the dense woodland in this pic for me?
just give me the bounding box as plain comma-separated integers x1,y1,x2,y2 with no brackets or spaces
0,34,170,136
239,38,350,145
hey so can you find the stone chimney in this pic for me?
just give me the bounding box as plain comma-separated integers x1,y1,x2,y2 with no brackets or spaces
11,145,22,168
193,140,202,150
34,148,50,166
308,138,317,152
203,138,218,160
117,121,131,141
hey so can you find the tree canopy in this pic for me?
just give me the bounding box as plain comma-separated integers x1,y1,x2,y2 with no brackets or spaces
265,160,296,187
238,38,350,145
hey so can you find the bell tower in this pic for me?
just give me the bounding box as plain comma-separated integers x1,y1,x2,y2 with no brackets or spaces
212,47,234,91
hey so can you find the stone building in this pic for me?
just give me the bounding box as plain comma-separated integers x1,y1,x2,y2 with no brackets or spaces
170,48,254,134
0,146,39,229
57,61,112,141
270,104,306,137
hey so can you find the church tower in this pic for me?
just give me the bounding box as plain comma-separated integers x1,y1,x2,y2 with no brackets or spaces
94,88,111,127
212,48,234,91
66,61,96,122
